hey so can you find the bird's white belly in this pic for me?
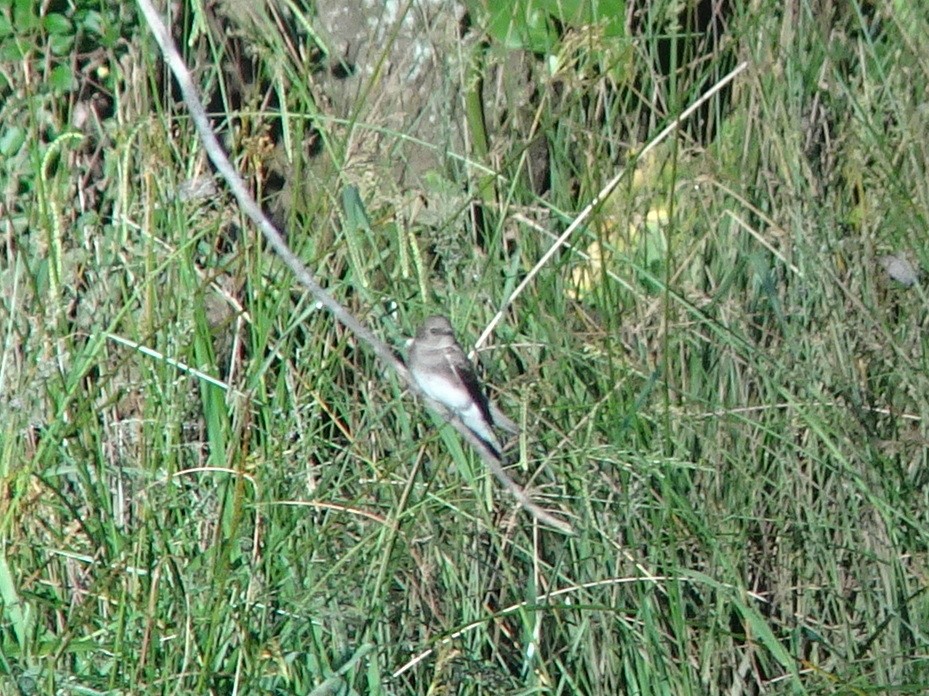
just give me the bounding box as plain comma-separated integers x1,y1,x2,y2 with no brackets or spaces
413,372,472,412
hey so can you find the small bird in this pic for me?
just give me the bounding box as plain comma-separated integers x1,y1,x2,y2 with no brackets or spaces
408,315,510,457
407,316,571,533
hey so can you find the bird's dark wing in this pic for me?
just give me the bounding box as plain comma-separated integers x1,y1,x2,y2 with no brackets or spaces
445,348,495,423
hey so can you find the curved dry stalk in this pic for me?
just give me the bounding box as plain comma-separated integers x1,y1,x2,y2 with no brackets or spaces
474,60,749,351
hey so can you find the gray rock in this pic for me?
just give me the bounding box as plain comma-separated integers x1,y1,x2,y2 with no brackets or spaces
878,253,919,287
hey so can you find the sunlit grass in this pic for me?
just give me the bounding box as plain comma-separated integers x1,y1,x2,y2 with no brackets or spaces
2,0,929,693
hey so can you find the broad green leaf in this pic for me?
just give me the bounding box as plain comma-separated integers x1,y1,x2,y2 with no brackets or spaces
48,63,73,92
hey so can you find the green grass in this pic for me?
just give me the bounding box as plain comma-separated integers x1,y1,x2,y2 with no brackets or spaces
2,0,929,693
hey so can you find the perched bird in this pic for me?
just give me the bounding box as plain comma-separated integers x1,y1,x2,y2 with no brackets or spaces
408,315,510,457
407,316,571,533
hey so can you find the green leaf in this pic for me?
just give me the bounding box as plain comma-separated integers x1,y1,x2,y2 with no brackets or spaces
42,12,72,35
0,39,23,61
0,541,32,653
48,63,73,92
475,0,625,54
49,31,74,55
75,9,104,36
0,125,25,156
484,4,529,50
594,0,626,37
12,0,38,31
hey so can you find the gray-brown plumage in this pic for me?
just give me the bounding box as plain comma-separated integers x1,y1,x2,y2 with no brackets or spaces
408,315,505,455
